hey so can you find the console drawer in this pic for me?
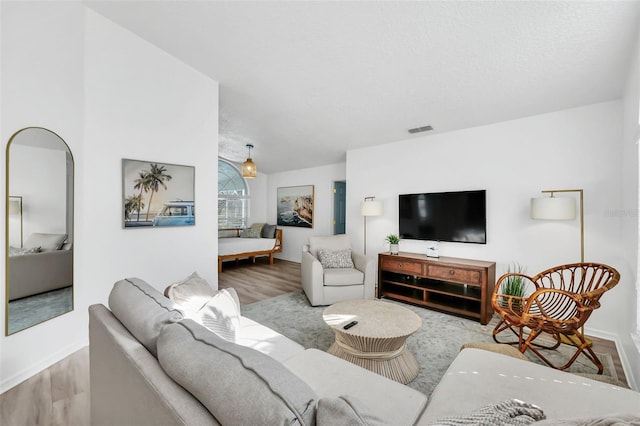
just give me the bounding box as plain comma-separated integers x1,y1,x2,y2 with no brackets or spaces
427,265,481,285
381,258,423,275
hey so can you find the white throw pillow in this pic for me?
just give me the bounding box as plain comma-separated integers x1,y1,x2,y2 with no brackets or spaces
195,288,241,342
165,272,216,313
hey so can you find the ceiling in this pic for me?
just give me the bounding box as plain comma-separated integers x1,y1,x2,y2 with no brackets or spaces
86,1,639,174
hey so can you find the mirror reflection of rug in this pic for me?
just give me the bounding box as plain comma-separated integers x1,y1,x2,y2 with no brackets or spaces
7,286,72,334
242,290,618,396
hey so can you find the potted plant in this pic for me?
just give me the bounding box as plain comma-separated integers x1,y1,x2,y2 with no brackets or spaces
386,234,400,255
500,262,527,311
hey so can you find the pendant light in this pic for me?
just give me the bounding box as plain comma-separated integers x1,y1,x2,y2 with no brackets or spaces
242,144,257,178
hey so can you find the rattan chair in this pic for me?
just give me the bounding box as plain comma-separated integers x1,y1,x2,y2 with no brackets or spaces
491,262,620,374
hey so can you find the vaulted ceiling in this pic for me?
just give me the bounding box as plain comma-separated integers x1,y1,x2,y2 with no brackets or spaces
87,1,639,174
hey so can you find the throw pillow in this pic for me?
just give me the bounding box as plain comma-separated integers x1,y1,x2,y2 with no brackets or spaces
157,320,317,426
195,288,241,342
24,232,67,251
8,245,41,256
164,272,216,313
261,224,277,239
318,248,354,269
108,277,185,357
240,228,261,238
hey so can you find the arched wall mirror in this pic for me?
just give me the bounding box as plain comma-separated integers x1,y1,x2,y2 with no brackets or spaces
5,127,74,335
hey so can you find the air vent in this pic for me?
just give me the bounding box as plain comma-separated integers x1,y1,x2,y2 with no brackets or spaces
408,125,433,134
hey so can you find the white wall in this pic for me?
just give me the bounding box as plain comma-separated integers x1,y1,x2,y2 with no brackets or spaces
347,101,638,386
267,163,346,262
83,9,218,304
1,0,86,394
10,145,67,241
0,4,219,393
621,20,640,390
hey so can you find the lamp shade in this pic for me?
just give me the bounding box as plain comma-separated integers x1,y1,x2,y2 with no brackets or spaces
530,196,576,220
361,199,383,216
241,157,257,178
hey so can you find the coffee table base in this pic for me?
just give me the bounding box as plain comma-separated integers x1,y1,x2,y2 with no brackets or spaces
327,340,420,384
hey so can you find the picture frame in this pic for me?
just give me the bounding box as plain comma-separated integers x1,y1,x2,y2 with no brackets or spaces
122,159,195,228
277,185,314,228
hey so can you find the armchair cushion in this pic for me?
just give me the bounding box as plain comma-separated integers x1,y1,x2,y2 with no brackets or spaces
318,248,354,269
324,268,365,286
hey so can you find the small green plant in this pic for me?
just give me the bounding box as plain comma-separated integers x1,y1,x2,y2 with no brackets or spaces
385,234,400,244
500,262,527,309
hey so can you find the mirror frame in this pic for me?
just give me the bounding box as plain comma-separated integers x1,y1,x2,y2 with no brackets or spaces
5,127,74,335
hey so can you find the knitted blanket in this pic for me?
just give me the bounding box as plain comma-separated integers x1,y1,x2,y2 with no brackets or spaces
428,399,545,426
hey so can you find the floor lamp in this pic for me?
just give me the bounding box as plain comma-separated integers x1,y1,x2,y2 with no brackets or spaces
530,189,584,262
530,188,588,347
361,196,383,255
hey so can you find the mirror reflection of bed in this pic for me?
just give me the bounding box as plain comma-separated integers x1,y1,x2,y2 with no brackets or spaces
6,127,74,335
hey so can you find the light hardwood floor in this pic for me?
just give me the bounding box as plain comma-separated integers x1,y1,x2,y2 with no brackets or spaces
0,257,630,425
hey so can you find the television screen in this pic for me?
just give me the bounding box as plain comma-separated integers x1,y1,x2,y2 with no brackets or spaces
399,190,486,244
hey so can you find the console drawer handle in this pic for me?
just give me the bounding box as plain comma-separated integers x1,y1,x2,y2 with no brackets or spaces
398,263,403,268
449,269,455,275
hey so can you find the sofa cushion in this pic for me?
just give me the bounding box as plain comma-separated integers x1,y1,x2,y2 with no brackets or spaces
236,316,305,363
316,396,387,426
164,271,216,313
157,320,317,425
195,288,241,342
24,232,67,251
318,248,354,269
261,223,277,238
108,278,184,357
284,348,428,426
324,268,364,286
421,348,640,421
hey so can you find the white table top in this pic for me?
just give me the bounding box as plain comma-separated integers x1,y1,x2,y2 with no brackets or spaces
323,299,422,339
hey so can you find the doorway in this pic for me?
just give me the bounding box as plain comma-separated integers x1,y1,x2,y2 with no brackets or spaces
333,181,346,234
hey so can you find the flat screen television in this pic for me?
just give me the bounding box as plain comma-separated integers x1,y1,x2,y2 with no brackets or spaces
399,190,486,244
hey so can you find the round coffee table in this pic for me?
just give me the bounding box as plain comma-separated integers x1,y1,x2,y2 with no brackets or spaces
322,299,422,384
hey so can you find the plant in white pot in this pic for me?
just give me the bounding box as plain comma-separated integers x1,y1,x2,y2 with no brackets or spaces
386,234,400,255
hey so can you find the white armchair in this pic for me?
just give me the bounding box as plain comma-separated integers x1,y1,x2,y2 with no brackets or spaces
301,234,376,306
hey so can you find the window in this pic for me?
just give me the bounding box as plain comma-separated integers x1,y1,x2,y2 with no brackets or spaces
218,160,249,228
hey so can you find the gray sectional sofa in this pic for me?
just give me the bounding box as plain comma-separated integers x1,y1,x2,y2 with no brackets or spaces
89,277,640,425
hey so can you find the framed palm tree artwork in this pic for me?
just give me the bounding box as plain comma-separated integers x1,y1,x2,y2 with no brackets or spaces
122,159,195,228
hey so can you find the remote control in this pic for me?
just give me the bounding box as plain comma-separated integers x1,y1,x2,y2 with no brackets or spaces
343,321,358,330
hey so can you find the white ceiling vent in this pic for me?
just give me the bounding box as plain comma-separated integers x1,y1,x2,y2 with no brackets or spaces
408,125,433,134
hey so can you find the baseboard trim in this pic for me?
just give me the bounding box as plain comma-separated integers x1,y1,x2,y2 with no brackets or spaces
585,327,638,391
0,340,86,395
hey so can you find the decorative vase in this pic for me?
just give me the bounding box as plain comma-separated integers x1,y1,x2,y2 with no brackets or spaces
390,243,399,255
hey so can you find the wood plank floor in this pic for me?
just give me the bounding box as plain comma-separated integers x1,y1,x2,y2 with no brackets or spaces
0,258,630,425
